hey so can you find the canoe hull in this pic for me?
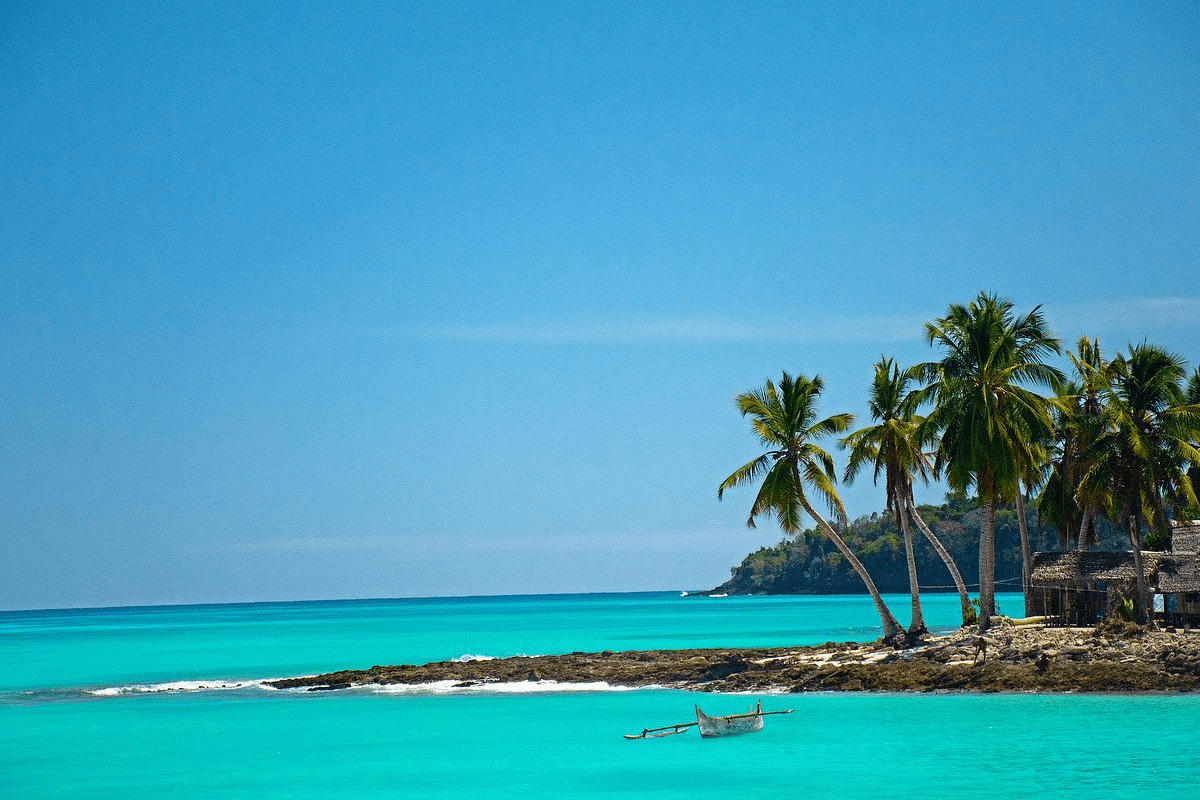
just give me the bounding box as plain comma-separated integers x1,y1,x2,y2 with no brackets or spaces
694,704,765,738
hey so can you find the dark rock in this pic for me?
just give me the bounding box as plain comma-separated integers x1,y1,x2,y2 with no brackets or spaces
263,629,1200,695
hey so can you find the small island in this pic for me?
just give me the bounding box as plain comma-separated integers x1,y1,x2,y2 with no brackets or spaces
269,618,1200,694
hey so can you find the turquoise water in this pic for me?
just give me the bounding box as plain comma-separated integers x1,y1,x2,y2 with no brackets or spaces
4,591,1199,798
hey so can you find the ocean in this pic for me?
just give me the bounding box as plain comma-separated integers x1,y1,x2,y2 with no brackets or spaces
3,591,1198,799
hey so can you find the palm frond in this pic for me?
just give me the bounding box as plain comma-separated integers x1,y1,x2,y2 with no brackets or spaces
717,454,776,500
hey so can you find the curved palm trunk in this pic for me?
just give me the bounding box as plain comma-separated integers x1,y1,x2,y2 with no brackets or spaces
979,501,996,632
798,495,905,643
1015,492,1033,617
906,502,971,625
898,507,926,635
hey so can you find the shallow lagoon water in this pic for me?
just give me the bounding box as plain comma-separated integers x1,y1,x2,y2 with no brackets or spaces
4,591,1198,799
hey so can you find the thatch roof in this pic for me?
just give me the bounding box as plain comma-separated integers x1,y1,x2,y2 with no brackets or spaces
1172,520,1200,555
1157,555,1200,593
1030,550,1164,586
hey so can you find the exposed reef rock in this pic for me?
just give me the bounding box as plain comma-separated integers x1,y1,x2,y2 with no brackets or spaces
268,620,1200,694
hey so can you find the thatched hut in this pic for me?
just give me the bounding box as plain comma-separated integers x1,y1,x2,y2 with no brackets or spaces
1028,550,1164,625
1158,520,1200,623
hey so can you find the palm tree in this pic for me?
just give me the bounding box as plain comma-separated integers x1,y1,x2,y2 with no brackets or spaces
718,372,906,643
916,292,1063,631
1084,344,1200,622
1038,339,1111,559
842,357,970,632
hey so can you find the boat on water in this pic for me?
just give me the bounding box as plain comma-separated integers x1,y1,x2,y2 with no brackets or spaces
696,700,765,738
624,701,792,740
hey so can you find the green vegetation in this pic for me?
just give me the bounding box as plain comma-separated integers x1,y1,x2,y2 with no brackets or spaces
718,290,1200,634
714,495,1064,597
1037,340,1200,623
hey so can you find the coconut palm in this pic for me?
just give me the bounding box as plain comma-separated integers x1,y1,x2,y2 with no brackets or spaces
1033,339,1110,618
718,372,906,643
915,292,1063,631
1083,344,1200,622
841,357,970,632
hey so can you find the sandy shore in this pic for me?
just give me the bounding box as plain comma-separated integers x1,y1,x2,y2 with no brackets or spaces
268,619,1200,693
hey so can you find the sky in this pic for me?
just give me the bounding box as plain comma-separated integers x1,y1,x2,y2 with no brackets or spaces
2,2,1199,610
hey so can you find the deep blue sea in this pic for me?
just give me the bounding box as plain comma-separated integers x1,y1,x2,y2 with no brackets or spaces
3,591,1198,799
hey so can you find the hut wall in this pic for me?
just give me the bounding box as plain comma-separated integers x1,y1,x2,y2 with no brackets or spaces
1179,592,1200,617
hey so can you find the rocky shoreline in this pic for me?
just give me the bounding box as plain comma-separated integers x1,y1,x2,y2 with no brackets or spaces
268,619,1200,694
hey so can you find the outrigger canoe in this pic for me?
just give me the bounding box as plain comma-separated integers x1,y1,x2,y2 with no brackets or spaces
624,700,792,740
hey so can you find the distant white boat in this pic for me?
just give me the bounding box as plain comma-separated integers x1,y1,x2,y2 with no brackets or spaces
680,591,689,597
709,593,728,598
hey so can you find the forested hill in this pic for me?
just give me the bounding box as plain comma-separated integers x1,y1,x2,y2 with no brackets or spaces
710,497,1126,597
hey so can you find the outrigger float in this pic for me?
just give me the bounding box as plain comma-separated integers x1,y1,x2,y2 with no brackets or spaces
624,700,793,740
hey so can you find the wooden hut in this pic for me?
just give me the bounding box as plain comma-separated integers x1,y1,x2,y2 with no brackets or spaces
1028,550,1164,626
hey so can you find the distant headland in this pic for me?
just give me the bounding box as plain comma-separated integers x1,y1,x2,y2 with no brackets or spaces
706,496,1049,597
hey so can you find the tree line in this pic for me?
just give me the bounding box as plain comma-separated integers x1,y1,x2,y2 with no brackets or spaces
718,291,1200,643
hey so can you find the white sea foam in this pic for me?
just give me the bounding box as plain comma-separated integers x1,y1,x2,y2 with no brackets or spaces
451,653,542,662
369,679,651,696
86,679,274,697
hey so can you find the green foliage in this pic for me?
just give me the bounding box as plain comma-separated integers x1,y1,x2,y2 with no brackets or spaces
1115,597,1135,622
1142,527,1171,552
970,595,1000,617
718,372,852,532
942,489,975,514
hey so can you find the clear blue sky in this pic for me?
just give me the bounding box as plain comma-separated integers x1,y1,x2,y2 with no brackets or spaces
3,2,1198,610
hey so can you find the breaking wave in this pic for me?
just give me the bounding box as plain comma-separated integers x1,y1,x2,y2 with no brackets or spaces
86,679,277,697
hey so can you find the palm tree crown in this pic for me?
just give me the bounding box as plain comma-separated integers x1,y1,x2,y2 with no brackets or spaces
918,293,1063,501
842,357,931,517
718,372,852,531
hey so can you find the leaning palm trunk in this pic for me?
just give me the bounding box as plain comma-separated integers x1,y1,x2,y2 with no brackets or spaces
979,502,996,631
1015,492,1032,617
798,494,905,643
906,501,971,625
897,507,926,635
